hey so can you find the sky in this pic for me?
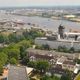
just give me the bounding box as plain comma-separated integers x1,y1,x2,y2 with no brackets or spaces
0,0,80,7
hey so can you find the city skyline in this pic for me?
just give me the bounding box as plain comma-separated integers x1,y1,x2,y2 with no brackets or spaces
0,0,80,7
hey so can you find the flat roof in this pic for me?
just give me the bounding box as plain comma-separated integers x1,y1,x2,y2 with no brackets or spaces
27,48,75,57
8,66,28,80
65,32,80,35
36,37,80,43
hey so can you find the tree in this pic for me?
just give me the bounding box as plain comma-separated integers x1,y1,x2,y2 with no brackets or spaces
10,58,18,65
0,34,5,43
8,33,25,43
20,46,26,59
60,75,68,80
74,58,80,64
28,61,37,68
8,33,17,43
0,62,3,75
41,75,60,80
23,29,45,40
0,52,8,65
18,40,32,49
60,70,71,80
42,44,50,50
62,46,68,52
8,48,20,60
69,47,75,53
60,75,71,80
36,60,49,73
22,56,29,65
35,45,45,50
57,46,68,52
19,40,32,59
41,75,52,80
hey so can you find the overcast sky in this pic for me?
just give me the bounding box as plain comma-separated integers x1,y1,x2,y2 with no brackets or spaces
0,0,80,7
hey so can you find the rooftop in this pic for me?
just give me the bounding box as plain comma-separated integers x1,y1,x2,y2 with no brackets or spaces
36,37,80,43
63,60,75,66
27,48,75,57
8,66,28,80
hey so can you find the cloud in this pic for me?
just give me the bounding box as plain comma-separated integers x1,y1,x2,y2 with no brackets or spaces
0,0,80,7
16,0,80,4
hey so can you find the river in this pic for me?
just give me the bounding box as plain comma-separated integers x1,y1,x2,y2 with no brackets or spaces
0,13,80,32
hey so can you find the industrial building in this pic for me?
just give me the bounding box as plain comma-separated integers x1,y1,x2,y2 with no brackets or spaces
35,25,80,50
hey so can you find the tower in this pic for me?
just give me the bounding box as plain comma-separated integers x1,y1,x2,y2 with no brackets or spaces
58,24,65,39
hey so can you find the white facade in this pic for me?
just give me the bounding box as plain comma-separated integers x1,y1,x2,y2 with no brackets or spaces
35,37,80,50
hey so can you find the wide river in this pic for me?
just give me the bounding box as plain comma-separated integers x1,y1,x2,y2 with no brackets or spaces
0,13,80,32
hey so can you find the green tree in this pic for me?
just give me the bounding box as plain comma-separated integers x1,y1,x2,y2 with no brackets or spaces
0,61,3,75
0,34,5,43
10,58,18,65
8,48,20,60
0,52,8,65
35,45,43,49
74,59,80,64
23,29,45,40
28,61,37,68
22,56,29,65
69,47,75,53
41,75,52,80
60,70,71,80
0,34,9,43
18,40,32,49
41,75,60,80
58,46,67,52
36,60,49,73
20,46,26,59
8,33,25,43
42,44,50,50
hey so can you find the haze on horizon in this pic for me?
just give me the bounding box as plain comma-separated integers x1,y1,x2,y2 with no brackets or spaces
0,0,80,7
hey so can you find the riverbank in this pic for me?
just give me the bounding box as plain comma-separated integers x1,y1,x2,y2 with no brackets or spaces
1,13,80,32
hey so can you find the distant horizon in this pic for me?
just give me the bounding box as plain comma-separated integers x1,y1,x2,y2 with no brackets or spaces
0,0,80,8
0,5,80,8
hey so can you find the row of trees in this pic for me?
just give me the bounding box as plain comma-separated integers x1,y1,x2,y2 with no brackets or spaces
0,29,45,44
41,75,71,80
0,29,45,75
57,45,80,53
40,69,72,80
0,40,32,75
41,75,60,80
35,44,78,53
0,52,8,75
28,60,49,73
57,46,75,53
35,44,50,50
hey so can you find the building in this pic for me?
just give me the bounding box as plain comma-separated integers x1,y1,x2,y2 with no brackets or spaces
56,56,67,65
27,48,57,65
62,60,76,71
27,48,79,73
0,20,25,30
8,66,28,80
35,25,80,50
35,37,80,50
